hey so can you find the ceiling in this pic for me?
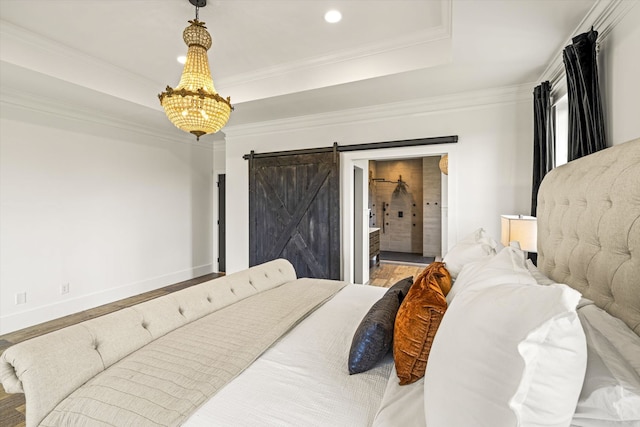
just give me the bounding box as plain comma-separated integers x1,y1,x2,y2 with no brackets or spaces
0,0,597,138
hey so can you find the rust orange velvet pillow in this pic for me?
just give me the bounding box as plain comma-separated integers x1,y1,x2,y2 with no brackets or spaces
393,262,451,385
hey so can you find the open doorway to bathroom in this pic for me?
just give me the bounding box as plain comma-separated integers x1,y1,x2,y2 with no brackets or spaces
367,156,443,284
341,136,456,286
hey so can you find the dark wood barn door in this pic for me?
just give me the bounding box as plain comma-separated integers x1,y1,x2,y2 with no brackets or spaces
249,152,340,279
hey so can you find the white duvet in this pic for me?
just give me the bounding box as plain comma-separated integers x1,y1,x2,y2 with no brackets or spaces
184,284,392,427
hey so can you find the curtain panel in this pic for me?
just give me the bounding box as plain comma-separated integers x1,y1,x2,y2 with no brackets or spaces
562,28,607,162
532,81,555,217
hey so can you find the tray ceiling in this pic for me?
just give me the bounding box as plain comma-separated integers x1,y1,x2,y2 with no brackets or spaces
0,0,598,132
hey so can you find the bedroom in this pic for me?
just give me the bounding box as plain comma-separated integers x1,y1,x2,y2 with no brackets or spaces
1,0,639,425
2,0,638,333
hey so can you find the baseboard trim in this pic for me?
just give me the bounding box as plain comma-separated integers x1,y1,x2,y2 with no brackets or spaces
0,264,214,335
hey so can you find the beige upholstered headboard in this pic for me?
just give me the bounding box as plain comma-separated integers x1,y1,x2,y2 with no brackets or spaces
537,138,640,336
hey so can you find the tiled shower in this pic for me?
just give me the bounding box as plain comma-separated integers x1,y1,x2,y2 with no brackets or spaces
369,157,442,257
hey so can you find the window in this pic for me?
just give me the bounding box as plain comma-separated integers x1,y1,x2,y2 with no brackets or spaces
554,94,568,167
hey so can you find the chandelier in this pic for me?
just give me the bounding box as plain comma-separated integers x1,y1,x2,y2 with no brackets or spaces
158,0,233,140
439,154,448,175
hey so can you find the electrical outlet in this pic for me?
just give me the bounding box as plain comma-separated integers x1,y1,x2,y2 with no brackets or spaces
15,292,27,305
61,283,70,295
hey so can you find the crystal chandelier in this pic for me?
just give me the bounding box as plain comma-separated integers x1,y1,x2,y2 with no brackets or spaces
158,0,233,140
439,154,448,175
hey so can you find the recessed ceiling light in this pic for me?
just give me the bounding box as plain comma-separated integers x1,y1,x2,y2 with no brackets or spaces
324,10,342,23
177,55,186,64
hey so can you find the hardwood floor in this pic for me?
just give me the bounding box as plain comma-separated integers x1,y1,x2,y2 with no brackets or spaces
0,272,222,427
0,262,428,426
368,261,428,288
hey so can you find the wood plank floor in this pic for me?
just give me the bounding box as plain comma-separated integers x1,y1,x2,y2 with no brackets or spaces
0,262,427,426
368,261,428,288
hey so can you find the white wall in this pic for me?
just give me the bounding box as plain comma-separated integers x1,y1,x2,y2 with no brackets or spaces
600,2,640,145
224,87,534,276
0,114,214,334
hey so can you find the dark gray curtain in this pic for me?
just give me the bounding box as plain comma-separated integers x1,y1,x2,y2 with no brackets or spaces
531,81,555,217
563,28,606,161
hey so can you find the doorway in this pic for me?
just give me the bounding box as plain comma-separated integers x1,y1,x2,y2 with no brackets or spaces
218,173,226,273
353,166,365,284
341,146,453,285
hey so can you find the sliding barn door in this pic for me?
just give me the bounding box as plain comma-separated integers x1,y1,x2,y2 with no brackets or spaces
249,152,340,279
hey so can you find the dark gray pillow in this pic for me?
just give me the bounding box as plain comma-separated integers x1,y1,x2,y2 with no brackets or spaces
386,276,414,302
348,277,413,374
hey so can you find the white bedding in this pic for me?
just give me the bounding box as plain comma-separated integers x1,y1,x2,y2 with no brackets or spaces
184,283,392,427
366,293,640,427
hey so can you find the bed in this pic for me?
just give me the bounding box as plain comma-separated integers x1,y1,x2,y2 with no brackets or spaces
1,138,639,426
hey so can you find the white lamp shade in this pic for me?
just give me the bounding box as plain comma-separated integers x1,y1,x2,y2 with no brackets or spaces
501,215,537,253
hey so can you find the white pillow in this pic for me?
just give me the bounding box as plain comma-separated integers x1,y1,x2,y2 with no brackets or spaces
525,259,596,309
442,228,500,278
525,259,557,286
446,246,536,304
572,303,640,427
424,281,587,427
525,261,640,426
372,364,426,427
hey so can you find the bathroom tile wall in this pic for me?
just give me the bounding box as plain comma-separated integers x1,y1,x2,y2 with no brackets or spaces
370,159,423,253
422,157,442,256
369,157,442,256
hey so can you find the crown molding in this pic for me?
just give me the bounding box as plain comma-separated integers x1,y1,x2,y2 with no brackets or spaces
539,0,638,98
0,19,163,111
219,29,452,90
1,1,452,107
0,88,215,149
218,0,452,90
225,83,533,139
213,140,226,152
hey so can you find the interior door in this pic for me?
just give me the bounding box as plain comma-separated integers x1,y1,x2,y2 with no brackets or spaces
218,173,226,273
249,151,340,279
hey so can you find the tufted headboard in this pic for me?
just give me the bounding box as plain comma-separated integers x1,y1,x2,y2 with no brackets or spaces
537,138,640,336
